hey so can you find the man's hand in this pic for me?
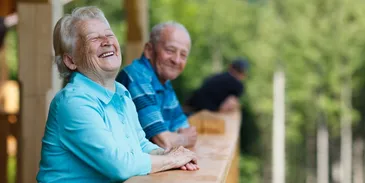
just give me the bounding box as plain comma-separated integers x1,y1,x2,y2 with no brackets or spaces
4,13,18,28
219,95,240,112
151,128,198,149
177,127,197,148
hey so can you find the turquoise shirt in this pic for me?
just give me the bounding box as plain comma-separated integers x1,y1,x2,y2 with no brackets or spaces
37,72,160,183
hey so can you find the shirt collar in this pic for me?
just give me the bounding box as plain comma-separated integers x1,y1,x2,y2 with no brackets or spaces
138,55,167,92
69,72,116,104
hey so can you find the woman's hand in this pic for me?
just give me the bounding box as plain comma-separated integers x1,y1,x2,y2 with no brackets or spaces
150,146,199,173
165,146,199,171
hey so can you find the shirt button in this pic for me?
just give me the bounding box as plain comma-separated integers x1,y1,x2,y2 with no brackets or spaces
126,134,129,138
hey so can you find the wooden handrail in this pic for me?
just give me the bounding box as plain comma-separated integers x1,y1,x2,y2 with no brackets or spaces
125,110,241,183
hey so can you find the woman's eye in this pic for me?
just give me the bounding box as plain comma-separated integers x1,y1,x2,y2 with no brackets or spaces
90,37,98,42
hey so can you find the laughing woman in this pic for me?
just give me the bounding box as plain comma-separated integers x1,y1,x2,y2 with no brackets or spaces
36,6,198,183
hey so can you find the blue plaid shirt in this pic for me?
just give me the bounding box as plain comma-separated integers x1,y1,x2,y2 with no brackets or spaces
116,55,189,139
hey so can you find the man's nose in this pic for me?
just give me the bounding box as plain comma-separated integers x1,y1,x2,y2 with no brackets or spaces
171,54,181,64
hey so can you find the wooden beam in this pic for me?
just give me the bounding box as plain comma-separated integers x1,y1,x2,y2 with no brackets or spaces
0,114,9,183
0,47,7,84
0,0,16,17
17,0,49,3
226,143,240,183
124,0,148,65
17,1,62,182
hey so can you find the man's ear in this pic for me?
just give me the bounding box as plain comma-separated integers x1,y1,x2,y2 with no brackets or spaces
63,54,77,70
143,42,154,60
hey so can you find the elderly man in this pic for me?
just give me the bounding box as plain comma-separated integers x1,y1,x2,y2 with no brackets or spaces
116,22,197,149
37,7,198,183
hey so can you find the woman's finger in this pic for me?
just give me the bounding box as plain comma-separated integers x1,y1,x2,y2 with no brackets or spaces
180,165,187,170
186,163,195,171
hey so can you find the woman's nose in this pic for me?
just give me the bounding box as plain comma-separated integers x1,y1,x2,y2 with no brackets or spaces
101,37,111,46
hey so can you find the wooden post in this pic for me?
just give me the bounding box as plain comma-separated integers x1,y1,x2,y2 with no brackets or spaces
0,47,7,85
0,0,17,86
0,0,16,17
17,0,62,182
124,0,148,65
0,114,9,183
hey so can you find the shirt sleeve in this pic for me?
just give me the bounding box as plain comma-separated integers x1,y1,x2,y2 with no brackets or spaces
232,81,244,97
58,93,152,181
128,82,169,139
169,95,190,132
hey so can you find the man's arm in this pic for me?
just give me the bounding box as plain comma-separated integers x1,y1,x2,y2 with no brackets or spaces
117,71,197,149
151,131,184,149
151,126,198,149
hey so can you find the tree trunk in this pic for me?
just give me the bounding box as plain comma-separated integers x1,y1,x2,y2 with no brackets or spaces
306,133,316,183
340,75,352,183
272,71,285,183
317,118,329,183
353,138,363,183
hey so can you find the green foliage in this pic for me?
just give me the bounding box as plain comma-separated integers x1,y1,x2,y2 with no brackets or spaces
64,0,126,48
8,155,16,183
5,28,18,80
240,155,260,183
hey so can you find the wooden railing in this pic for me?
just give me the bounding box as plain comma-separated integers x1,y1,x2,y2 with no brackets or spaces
126,110,242,183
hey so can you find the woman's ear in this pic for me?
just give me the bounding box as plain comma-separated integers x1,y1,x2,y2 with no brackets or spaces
143,42,154,60
63,54,77,70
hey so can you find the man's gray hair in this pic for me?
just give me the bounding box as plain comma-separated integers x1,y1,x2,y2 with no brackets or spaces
149,21,191,46
53,6,110,79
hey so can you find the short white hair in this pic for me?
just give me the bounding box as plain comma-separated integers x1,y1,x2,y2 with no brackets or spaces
53,6,110,79
149,21,191,46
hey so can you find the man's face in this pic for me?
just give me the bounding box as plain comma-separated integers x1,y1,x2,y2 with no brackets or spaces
146,26,191,83
73,19,121,78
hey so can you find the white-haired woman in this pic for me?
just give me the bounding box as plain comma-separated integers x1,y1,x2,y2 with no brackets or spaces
37,6,198,183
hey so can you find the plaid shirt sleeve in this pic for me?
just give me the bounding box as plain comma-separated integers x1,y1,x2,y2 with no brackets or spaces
116,70,168,139
164,85,190,132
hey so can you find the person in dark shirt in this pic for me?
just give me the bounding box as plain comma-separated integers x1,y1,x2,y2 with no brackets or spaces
0,17,7,48
185,58,248,113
